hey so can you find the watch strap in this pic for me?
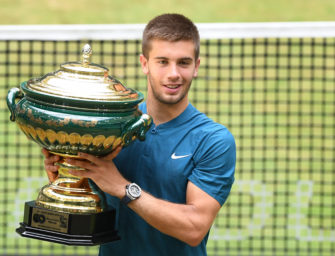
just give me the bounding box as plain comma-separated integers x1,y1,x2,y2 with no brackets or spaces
121,195,132,205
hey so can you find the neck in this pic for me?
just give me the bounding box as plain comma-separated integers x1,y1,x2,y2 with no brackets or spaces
146,96,189,126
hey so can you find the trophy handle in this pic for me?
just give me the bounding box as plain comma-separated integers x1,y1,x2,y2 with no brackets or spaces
122,113,152,146
7,87,24,121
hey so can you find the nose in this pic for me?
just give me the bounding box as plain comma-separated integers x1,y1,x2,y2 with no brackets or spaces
167,64,180,81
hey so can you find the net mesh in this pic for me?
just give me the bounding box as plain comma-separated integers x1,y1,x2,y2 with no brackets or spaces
0,37,334,255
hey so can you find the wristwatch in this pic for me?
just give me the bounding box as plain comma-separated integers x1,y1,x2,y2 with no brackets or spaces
121,183,142,205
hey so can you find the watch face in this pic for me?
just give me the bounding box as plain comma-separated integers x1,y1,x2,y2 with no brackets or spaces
129,184,141,198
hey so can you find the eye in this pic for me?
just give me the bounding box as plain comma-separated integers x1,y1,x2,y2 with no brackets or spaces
179,59,192,66
158,60,168,65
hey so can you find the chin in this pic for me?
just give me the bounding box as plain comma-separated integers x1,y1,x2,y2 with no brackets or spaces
159,96,185,105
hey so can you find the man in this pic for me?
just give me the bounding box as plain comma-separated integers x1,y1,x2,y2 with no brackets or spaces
43,13,236,255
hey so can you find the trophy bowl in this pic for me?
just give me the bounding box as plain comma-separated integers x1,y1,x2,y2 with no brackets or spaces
6,44,152,245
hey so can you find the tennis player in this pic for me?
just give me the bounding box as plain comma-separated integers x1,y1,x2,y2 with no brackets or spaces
43,13,236,255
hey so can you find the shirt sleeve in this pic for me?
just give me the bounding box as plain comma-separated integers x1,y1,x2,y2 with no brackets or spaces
188,127,236,206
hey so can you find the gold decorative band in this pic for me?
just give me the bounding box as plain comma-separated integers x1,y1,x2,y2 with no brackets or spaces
17,122,122,153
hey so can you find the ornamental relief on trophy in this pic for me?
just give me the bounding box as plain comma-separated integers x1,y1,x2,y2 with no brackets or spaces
16,103,98,128
16,121,122,152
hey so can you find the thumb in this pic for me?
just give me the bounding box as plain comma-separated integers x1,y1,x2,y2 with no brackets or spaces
102,146,122,160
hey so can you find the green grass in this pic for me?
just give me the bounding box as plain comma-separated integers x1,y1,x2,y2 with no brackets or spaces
0,0,335,24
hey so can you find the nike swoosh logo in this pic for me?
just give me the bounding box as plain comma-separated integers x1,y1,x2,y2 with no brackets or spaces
171,153,192,159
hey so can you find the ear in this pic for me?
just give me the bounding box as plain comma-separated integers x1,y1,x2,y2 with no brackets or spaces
140,54,149,74
193,58,200,78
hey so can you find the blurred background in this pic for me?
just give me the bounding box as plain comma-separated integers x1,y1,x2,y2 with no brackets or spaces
1,0,335,24
0,0,334,256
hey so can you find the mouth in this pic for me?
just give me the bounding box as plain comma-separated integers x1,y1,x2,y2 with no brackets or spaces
164,84,181,89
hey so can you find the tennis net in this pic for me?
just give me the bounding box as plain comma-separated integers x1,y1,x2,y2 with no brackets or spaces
0,22,334,256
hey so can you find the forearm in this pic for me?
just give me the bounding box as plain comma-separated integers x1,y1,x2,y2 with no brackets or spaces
126,189,216,247
129,192,201,246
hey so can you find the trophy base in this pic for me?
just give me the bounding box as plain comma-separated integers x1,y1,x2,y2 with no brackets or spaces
16,201,120,246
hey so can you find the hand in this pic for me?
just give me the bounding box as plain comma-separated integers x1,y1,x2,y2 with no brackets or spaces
41,148,60,183
64,146,127,198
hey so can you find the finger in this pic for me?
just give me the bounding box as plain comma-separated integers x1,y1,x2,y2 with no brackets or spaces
44,155,60,165
68,168,91,178
102,146,123,160
77,152,103,165
45,164,59,173
46,170,58,183
41,148,51,157
65,158,96,171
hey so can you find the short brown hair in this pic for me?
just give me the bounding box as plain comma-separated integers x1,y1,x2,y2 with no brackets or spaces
142,13,200,59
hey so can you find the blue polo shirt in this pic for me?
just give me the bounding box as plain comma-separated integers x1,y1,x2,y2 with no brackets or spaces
99,102,235,256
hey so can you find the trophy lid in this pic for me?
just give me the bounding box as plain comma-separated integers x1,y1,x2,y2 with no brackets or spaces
21,44,143,111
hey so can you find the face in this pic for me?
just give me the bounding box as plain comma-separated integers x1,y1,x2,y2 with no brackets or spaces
140,39,200,107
